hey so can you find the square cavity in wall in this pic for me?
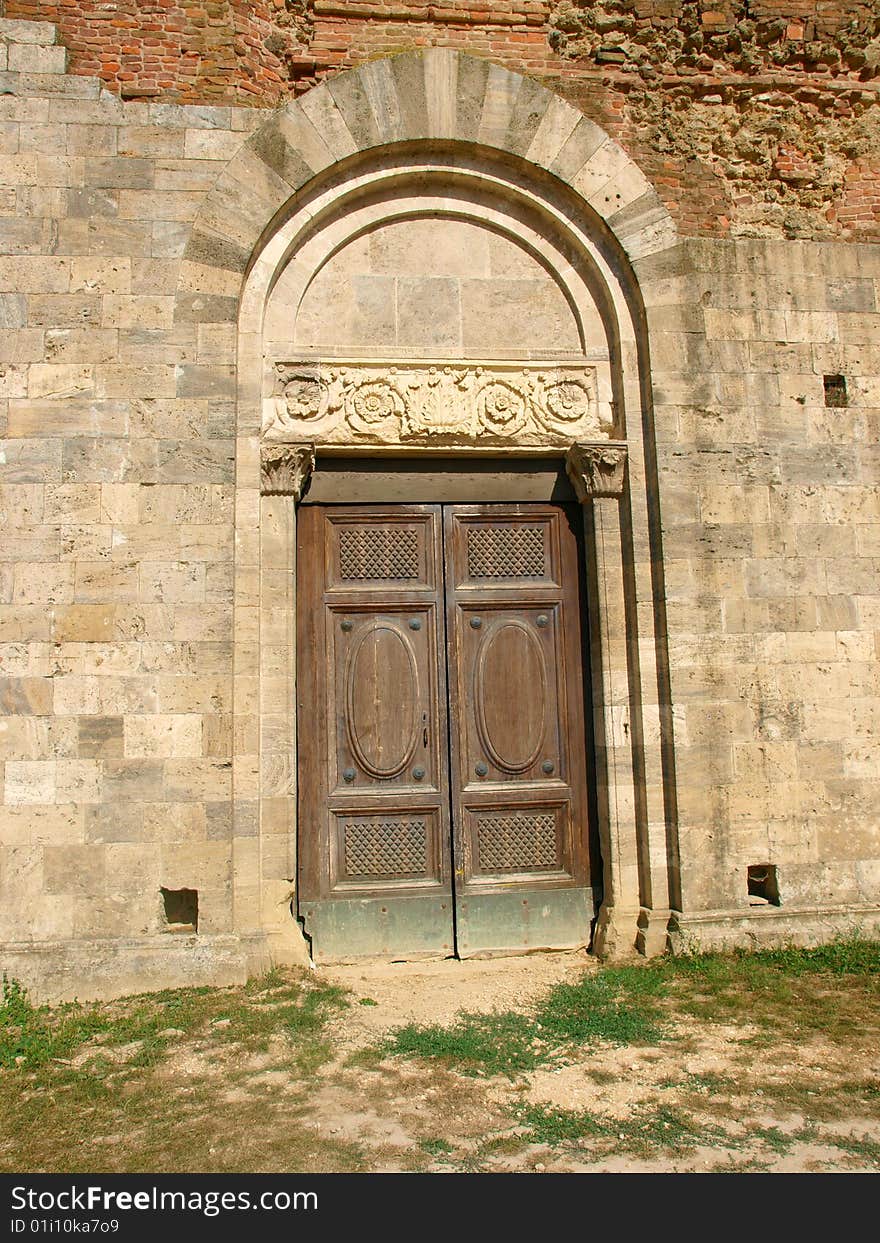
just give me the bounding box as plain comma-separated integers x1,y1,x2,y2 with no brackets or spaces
747,865,780,907
823,374,847,407
161,887,198,932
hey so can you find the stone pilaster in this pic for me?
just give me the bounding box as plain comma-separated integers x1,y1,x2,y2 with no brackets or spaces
566,442,645,959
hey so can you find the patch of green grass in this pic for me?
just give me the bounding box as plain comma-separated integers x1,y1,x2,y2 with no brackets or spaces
534,966,664,1046
518,1103,609,1145
419,1137,454,1157
0,972,348,1073
380,964,666,1077
1,975,112,1070
670,937,880,979
518,1102,728,1157
358,997,378,1007
383,1009,542,1078
828,1133,880,1166
660,938,879,1041
0,970,357,1174
0,975,220,1072
748,1125,795,1155
368,939,880,1079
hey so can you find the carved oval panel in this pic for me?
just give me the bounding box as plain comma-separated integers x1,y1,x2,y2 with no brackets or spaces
474,620,547,773
345,622,420,779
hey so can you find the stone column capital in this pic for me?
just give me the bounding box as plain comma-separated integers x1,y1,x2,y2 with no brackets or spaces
260,443,315,502
566,441,627,502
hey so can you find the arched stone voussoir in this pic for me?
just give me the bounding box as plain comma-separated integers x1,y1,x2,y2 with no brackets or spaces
178,49,677,299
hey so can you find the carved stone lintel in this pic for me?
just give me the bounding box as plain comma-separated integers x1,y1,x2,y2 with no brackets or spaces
265,358,610,450
260,443,315,501
566,441,627,502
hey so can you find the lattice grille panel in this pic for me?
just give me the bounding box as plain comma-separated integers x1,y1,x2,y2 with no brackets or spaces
476,812,558,871
467,526,544,578
343,818,428,876
338,527,419,580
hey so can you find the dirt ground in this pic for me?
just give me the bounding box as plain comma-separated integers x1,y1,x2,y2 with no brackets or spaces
308,950,880,1173
3,947,879,1174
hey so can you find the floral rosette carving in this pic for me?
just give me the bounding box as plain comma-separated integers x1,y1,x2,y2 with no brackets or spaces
476,379,528,437
538,377,593,433
345,378,405,434
278,369,329,422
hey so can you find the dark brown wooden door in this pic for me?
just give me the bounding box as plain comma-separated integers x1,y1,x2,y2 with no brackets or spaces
297,504,455,958
444,505,593,954
297,502,594,961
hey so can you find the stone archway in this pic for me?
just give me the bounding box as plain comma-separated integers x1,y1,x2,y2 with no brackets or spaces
173,49,681,968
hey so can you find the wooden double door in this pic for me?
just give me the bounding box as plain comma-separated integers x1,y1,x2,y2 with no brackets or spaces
297,502,596,961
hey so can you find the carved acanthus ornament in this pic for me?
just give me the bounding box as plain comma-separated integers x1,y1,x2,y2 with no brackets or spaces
264,359,610,450
566,442,627,501
260,443,315,500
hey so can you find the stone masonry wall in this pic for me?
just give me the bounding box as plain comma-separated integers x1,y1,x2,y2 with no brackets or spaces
3,2,880,239
0,15,878,994
646,238,880,924
0,17,258,974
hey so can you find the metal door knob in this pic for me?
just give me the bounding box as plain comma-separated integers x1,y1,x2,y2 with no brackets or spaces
475,762,488,777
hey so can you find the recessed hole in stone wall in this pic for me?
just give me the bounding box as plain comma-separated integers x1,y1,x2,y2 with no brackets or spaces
161,887,198,932
747,865,780,907
823,374,847,408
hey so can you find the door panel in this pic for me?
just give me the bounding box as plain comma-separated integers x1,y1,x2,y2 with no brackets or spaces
298,500,595,962
329,604,444,801
297,505,454,959
444,505,593,954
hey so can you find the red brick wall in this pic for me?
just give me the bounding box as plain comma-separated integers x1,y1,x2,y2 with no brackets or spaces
5,1,880,240
2,2,309,102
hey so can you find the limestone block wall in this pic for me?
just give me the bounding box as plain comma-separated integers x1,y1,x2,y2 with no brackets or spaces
266,216,587,357
0,16,260,994
648,239,880,938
